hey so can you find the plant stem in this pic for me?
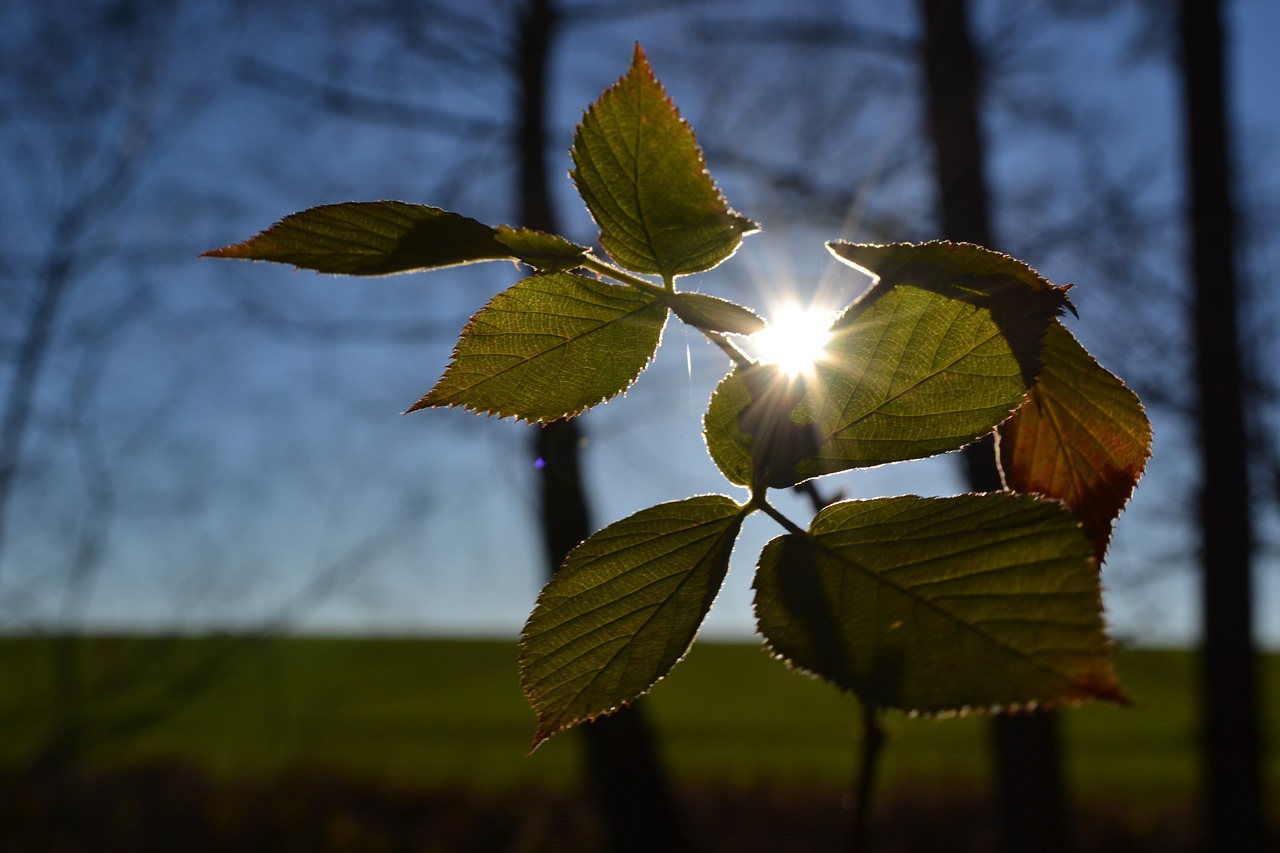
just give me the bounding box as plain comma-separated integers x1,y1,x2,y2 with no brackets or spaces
796,479,839,513
760,486,887,851
581,253,755,369
701,329,754,369
848,702,887,853
756,497,809,538
582,254,666,295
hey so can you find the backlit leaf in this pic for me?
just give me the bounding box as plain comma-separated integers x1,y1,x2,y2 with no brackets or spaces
704,365,822,490
828,241,1074,332
571,45,758,278
669,292,766,336
203,201,513,275
520,495,746,749
495,226,589,273
799,283,1039,473
205,202,590,276
409,272,666,422
998,321,1152,562
703,368,755,488
754,493,1125,713
704,242,1070,489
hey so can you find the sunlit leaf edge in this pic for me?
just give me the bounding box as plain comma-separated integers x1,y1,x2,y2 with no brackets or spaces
407,272,668,423
753,493,1126,716
569,44,759,279
997,320,1153,563
519,494,748,749
669,292,766,336
701,274,1060,491
202,201,514,275
826,239,1073,308
495,226,590,273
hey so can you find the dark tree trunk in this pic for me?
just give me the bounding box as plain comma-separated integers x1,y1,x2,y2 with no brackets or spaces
1176,2,1263,850
917,2,1069,851
515,3,691,850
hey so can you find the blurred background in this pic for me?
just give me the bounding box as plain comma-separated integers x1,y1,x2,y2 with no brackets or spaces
1,0,1276,850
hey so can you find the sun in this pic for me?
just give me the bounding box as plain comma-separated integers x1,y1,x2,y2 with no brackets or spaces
751,305,835,377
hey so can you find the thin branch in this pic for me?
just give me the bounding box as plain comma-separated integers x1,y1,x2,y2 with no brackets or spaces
847,702,888,853
693,18,916,59
234,293,466,345
564,0,724,25
57,345,116,626
236,57,503,138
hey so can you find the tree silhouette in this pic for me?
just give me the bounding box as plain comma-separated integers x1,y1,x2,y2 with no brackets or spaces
514,2,692,850
1177,0,1264,849
917,2,1069,849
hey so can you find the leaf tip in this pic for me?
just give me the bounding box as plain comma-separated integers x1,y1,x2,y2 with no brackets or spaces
527,728,554,755
631,41,649,70
403,391,437,414
823,240,878,280
527,702,627,755
1076,668,1130,707
1057,283,1079,318
201,243,248,260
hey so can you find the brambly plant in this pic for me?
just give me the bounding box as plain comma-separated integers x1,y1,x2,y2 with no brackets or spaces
206,46,1151,751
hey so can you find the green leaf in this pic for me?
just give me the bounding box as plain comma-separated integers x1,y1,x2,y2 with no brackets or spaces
202,201,514,275
754,493,1125,714
703,368,755,488
827,241,1075,335
703,364,826,490
570,45,758,278
704,242,1070,489
998,321,1152,562
800,283,1037,473
520,495,746,749
408,272,667,422
495,226,589,273
204,202,590,276
738,367,821,490
668,292,766,336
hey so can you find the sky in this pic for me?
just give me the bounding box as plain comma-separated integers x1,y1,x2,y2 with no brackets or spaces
3,0,1278,649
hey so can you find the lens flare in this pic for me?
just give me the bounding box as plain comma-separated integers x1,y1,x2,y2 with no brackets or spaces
752,305,834,377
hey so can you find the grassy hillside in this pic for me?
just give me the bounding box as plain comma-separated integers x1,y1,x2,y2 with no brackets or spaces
1,636,1275,809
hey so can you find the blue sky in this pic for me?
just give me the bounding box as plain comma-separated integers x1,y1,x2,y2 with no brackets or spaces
3,0,1278,649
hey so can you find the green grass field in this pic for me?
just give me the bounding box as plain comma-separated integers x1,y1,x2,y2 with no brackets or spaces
1,636,1275,811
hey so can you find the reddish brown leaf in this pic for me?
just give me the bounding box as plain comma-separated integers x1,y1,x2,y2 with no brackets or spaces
999,321,1152,563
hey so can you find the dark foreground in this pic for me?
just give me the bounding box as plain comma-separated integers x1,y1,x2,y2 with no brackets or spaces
3,762,1266,853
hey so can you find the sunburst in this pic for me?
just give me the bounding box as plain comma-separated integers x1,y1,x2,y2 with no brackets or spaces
751,304,835,377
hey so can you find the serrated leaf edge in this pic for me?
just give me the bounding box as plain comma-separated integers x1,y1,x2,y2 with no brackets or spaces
570,43,759,278
519,495,749,750
406,275,669,423
754,493,1127,715
996,320,1153,563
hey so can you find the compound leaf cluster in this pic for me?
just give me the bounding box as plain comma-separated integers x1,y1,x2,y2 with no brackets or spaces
207,45,1151,749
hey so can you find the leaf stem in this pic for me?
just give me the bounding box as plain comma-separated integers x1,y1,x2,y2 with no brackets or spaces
796,480,840,513
756,498,809,538
847,702,887,853
582,253,754,370
582,254,666,296
702,330,755,370
757,496,887,852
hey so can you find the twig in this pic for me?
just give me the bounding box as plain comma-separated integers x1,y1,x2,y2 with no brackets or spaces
848,702,887,853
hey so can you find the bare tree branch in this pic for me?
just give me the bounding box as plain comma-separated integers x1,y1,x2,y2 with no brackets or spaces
692,17,916,58
236,57,504,138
